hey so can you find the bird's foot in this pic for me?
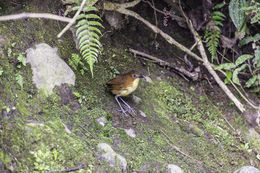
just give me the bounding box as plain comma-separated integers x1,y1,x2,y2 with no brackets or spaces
118,109,130,117
125,106,136,116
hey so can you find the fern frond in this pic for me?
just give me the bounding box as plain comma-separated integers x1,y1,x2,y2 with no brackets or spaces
204,6,226,62
74,4,103,77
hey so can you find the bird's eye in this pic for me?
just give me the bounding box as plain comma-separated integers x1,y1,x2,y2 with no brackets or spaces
133,74,137,78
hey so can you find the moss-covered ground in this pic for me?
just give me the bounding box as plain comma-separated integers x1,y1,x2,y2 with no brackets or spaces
0,0,259,172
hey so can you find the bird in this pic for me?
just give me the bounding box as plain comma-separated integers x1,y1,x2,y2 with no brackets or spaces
106,70,144,116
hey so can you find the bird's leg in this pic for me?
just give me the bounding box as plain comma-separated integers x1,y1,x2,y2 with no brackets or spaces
118,96,136,115
115,96,128,116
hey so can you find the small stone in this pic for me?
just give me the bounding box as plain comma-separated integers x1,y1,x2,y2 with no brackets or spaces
132,95,142,104
124,128,136,138
62,122,72,134
144,76,153,83
139,110,147,118
234,166,260,173
96,116,108,127
97,143,127,171
26,120,44,127
156,76,162,81
165,164,183,173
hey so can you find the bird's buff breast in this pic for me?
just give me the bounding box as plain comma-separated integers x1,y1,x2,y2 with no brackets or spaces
119,78,140,96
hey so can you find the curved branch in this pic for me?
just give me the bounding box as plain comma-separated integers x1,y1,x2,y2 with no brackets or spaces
103,1,203,63
103,0,246,112
178,5,245,112
0,12,73,23
57,0,88,38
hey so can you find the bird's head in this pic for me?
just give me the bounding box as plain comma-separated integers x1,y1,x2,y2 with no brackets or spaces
129,70,144,79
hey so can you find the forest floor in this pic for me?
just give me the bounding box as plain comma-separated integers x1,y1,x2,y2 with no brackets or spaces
0,0,259,172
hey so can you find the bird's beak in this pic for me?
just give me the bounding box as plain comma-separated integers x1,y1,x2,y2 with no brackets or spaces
138,75,145,78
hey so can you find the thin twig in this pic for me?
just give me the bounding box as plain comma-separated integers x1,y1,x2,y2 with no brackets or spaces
57,0,87,38
46,165,84,173
151,0,158,40
130,48,194,81
160,129,202,164
57,0,98,38
130,48,170,66
0,12,73,23
142,0,185,24
184,41,197,71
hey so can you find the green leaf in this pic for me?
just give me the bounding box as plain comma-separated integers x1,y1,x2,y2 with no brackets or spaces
52,148,58,161
76,14,86,20
88,26,102,35
79,39,100,50
73,91,80,98
235,54,253,66
83,6,98,12
89,31,100,40
226,70,232,80
76,20,88,27
253,33,260,42
79,35,90,45
212,11,226,18
245,76,257,88
215,63,236,70
15,73,24,89
212,15,225,21
76,25,89,36
224,70,232,84
213,2,226,9
87,21,104,28
82,50,99,58
232,64,247,85
72,6,80,11
17,54,27,66
239,34,260,47
250,87,260,93
77,29,90,39
213,21,224,27
86,14,102,20
87,56,95,77
254,47,260,67
229,0,247,31
80,45,99,54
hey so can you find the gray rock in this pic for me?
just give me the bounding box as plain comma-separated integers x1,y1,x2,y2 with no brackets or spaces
234,166,260,173
132,95,142,104
144,76,153,83
96,116,108,127
97,143,127,171
139,110,147,118
165,164,183,173
124,128,136,138
26,43,75,96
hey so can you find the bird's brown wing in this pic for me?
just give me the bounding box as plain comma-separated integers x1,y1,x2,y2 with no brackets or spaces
106,74,127,91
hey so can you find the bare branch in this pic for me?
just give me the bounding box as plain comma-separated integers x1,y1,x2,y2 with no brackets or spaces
57,0,99,38
47,165,84,173
178,3,246,112
57,0,87,38
0,12,73,23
